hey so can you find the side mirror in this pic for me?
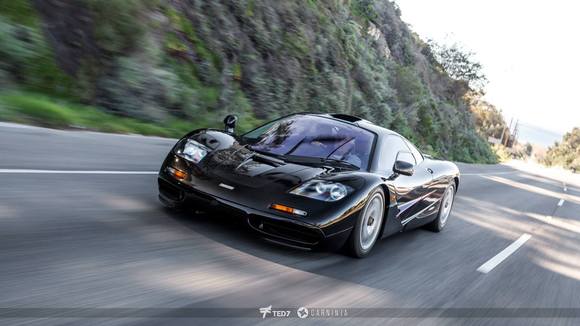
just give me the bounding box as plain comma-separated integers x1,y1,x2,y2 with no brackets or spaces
393,151,415,176
393,160,414,176
223,114,238,134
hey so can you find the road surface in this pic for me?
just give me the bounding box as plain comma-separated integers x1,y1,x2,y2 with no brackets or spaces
0,123,579,325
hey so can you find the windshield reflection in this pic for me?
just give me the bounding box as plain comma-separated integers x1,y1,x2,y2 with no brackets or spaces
243,115,374,170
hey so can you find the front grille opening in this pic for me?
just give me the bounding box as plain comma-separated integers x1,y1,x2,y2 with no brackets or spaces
189,188,217,203
158,178,184,201
248,216,322,245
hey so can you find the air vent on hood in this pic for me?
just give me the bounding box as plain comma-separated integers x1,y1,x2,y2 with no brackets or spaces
329,114,364,123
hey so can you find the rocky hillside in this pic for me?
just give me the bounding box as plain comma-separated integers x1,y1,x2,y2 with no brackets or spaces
0,0,496,162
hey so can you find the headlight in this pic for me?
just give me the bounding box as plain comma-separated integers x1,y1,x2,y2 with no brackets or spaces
290,180,352,202
176,139,209,163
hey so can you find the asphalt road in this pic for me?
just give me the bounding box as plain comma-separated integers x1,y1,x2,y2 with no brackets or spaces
1,123,579,326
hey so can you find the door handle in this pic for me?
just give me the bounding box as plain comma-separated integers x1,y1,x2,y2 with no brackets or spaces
427,168,434,174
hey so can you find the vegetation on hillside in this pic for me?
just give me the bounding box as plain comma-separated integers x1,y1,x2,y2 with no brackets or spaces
0,0,499,162
427,41,488,93
468,98,507,140
543,128,580,171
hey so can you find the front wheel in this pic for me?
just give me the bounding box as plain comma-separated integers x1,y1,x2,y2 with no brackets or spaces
346,188,386,258
426,183,455,232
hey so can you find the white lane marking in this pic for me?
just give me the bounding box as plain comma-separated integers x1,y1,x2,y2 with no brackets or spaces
557,199,565,207
0,122,177,141
461,172,516,176
0,122,41,130
477,233,532,274
563,183,567,192
0,169,157,175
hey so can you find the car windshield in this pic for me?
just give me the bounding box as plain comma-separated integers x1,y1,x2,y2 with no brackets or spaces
242,115,375,170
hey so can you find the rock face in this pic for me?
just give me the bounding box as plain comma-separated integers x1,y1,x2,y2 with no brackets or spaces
4,0,496,162
32,0,98,75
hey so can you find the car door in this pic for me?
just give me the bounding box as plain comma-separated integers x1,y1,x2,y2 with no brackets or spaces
374,135,433,226
401,139,440,227
392,149,434,226
377,135,432,224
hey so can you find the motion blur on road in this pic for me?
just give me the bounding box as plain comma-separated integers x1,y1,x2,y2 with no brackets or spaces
2,0,580,324
1,122,579,325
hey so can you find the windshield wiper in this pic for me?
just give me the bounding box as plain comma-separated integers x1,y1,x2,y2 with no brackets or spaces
321,158,360,171
249,147,278,157
279,155,359,171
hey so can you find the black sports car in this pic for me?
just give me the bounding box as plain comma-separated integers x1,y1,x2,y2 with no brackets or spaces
158,113,460,257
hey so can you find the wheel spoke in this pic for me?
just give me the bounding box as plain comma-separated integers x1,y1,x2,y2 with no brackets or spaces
360,194,384,250
440,187,454,226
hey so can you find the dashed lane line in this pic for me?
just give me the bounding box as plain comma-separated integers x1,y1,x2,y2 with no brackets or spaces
477,234,532,274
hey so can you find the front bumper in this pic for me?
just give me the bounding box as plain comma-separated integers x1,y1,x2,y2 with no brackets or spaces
158,175,353,250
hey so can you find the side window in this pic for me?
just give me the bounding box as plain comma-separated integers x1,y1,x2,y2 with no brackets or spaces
376,135,413,173
405,140,424,165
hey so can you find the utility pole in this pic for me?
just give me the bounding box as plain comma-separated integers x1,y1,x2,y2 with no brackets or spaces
501,118,513,147
511,119,520,147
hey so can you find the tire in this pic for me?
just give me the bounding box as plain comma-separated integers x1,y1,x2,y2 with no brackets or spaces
426,183,455,232
346,188,386,258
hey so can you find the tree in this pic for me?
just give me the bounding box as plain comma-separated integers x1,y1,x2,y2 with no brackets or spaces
543,127,580,171
524,143,533,157
469,98,507,139
428,40,488,92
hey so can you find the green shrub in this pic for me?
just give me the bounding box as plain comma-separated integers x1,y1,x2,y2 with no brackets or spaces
0,94,75,126
96,57,186,121
393,66,428,107
350,0,378,23
0,92,194,138
86,0,154,54
0,0,39,27
0,13,73,97
544,128,580,171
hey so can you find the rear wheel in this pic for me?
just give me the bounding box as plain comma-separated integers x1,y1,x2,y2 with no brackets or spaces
427,183,455,232
346,188,385,258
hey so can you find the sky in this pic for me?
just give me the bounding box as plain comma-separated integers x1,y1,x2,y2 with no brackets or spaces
395,0,580,143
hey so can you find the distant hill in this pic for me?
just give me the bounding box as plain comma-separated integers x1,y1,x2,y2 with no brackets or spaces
517,123,563,148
